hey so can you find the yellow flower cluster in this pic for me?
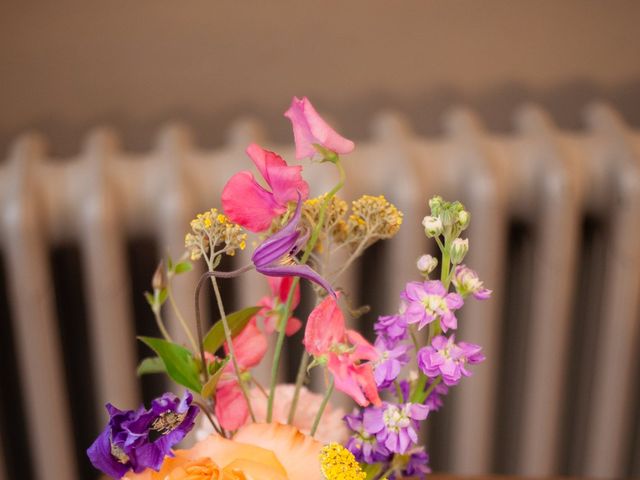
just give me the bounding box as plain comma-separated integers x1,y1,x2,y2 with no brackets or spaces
184,208,246,260
336,195,403,250
319,443,367,480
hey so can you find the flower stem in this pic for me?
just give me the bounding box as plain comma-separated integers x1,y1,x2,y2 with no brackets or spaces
267,158,346,422
310,376,334,436
287,350,309,424
167,282,198,352
195,271,256,421
192,399,223,436
152,307,173,343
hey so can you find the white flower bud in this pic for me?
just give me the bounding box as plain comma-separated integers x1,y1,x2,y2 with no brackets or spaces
457,210,470,230
416,254,438,275
422,216,443,237
450,238,469,264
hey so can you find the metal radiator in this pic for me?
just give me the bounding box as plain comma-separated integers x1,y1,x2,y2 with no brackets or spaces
0,104,639,480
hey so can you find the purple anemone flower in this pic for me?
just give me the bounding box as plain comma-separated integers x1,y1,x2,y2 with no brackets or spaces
343,410,392,464
401,280,463,331
363,402,429,454
374,314,408,347
87,392,198,478
374,339,410,389
251,193,334,295
417,335,485,386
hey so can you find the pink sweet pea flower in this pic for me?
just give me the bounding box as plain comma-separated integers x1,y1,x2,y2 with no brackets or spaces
221,143,309,232
257,277,302,336
303,295,346,356
284,96,355,160
214,321,268,431
303,295,381,407
327,354,381,407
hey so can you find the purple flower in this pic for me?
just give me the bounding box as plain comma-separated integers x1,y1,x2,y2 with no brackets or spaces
374,340,410,389
452,265,492,300
363,402,429,454
374,314,408,347
87,392,198,478
401,280,463,332
252,194,334,295
417,335,485,386
343,410,391,464
392,448,431,479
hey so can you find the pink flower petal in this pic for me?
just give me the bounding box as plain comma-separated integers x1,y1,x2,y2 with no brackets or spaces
284,97,355,160
226,321,268,370
246,143,309,206
215,383,248,431
221,170,284,232
303,295,346,356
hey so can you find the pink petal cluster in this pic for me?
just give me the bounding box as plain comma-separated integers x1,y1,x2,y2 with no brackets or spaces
221,143,309,232
303,295,381,407
284,96,355,160
402,280,464,332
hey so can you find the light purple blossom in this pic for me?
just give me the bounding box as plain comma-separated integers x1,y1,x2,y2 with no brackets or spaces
374,314,408,347
391,448,431,479
363,402,429,454
401,280,463,332
417,335,485,386
373,340,410,389
343,410,391,464
87,392,198,478
452,265,492,300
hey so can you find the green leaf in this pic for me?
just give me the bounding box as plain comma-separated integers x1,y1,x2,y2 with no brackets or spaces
201,357,230,399
144,291,154,307
203,306,262,353
136,357,166,376
174,261,193,275
156,288,168,306
138,337,202,392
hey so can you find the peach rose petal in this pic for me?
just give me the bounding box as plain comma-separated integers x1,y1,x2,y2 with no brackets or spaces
233,423,323,480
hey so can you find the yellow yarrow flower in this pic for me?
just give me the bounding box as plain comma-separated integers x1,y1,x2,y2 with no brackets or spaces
184,208,247,260
319,443,366,480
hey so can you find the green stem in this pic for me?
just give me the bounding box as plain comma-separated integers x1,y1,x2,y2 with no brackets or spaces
310,377,334,436
152,307,173,343
267,158,346,422
287,351,310,424
167,283,198,351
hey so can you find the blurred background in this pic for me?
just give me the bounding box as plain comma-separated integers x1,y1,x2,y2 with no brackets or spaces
1,1,640,479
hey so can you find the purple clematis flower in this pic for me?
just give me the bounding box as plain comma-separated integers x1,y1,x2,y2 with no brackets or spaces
374,314,408,348
374,339,411,389
401,280,463,332
417,335,485,386
363,402,429,454
251,194,334,296
343,410,392,464
87,392,198,478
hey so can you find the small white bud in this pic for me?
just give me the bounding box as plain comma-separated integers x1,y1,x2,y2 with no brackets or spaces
458,210,470,230
422,216,443,237
417,254,438,275
450,238,469,264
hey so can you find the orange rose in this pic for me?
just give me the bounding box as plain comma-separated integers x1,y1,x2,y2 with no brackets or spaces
125,423,322,480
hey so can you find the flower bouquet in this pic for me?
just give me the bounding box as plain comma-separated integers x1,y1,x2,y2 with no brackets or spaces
88,97,491,480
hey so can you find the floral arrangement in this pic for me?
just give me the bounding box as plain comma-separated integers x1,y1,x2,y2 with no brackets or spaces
87,97,491,480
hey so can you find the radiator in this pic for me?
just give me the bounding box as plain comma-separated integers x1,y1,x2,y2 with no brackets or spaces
0,104,639,480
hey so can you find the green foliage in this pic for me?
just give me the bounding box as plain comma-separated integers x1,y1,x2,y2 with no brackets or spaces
203,306,262,353
136,357,166,376
138,337,202,392
201,357,230,399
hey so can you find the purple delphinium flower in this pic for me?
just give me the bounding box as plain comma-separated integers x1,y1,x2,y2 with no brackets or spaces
87,392,198,478
417,335,485,386
251,194,334,295
374,314,408,347
343,410,392,464
401,280,463,332
363,402,429,454
374,339,411,389
452,265,492,300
